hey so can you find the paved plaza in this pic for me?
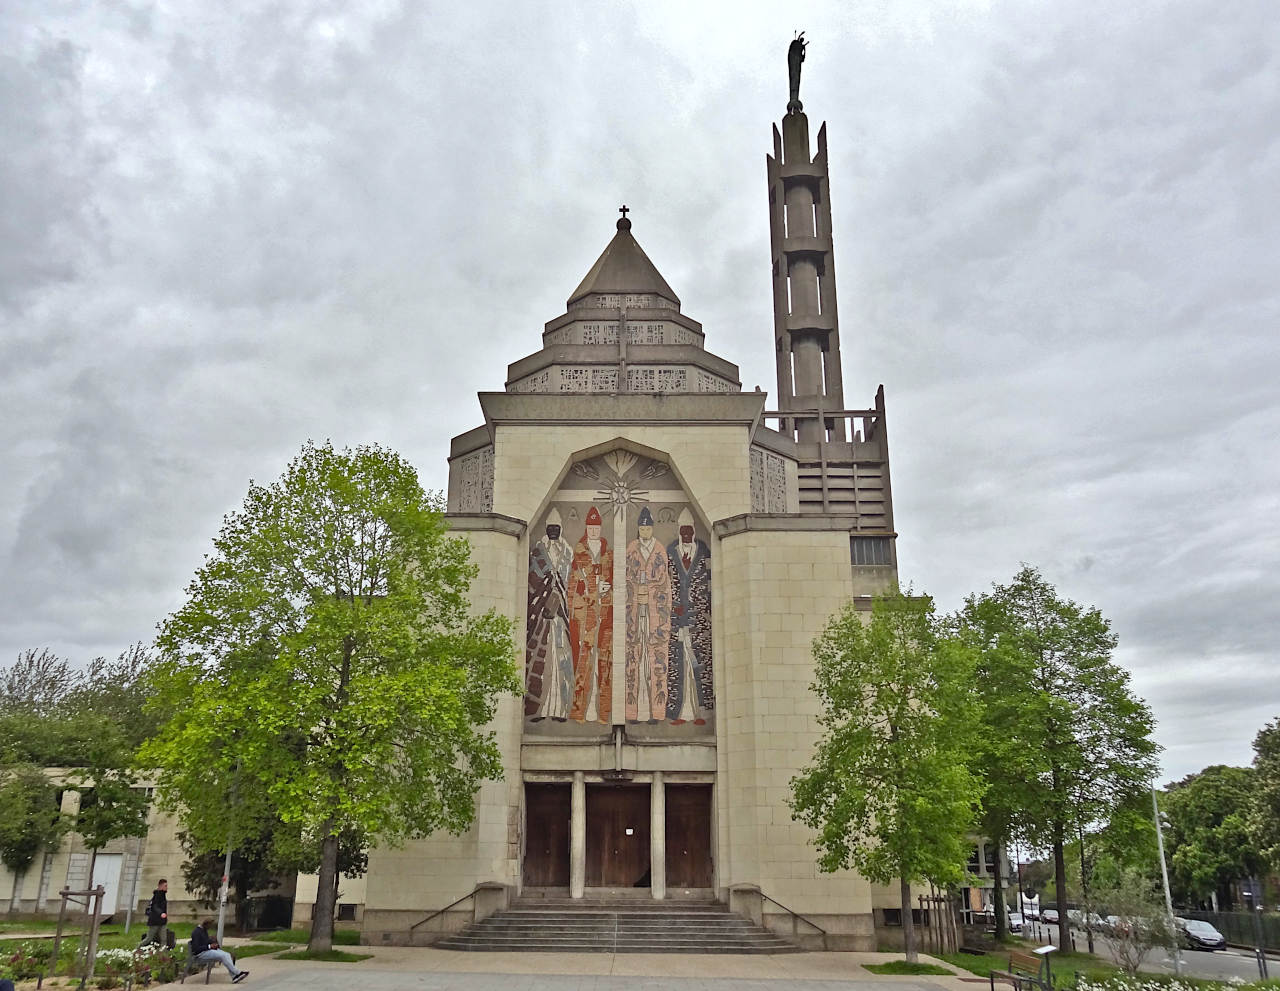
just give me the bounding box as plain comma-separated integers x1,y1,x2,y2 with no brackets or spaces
211,946,978,991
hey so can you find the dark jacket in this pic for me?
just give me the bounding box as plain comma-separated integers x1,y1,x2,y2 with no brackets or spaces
189,924,216,956
146,888,168,926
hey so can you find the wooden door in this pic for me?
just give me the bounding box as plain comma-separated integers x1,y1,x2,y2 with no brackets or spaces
586,785,650,887
523,783,571,886
665,784,713,888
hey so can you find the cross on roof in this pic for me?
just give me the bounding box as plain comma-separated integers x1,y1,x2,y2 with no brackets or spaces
618,205,629,219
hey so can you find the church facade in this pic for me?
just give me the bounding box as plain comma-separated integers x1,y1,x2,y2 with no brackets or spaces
354,79,906,950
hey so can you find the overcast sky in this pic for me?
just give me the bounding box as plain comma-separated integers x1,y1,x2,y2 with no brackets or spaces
3,0,1277,784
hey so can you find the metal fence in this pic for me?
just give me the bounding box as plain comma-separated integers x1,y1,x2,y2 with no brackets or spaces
1181,910,1280,951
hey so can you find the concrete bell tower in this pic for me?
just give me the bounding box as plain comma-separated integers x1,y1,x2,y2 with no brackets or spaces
767,33,846,445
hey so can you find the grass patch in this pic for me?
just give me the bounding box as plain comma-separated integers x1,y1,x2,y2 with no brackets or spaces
275,948,372,962
935,947,1195,991
866,961,955,975
937,952,1001,977
254,928,360,945
0,919,62,934
226,944,284,959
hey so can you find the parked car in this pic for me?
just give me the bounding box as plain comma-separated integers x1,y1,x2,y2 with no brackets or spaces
1042,908,1060,924
1025,908,1040,921
1008,912,1024,934
1103,915,1121,936
1178,919,1227,951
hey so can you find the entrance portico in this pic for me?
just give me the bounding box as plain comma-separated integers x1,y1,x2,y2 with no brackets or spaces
521,772,713,900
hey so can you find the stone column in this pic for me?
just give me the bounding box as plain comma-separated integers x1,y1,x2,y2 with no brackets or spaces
570,772,586,899
650,771,666,900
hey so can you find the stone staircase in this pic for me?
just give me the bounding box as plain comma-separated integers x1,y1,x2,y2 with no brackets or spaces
434,895,801,953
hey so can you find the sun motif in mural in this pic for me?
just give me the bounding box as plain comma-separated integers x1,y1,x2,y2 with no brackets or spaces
569,452,671,518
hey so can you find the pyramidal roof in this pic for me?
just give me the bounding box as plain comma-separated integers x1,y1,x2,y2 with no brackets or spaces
567,217,680,307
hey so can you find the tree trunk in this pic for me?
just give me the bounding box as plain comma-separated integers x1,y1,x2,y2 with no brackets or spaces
992,838,1007,941
1052,824,1070,949
309,828,340,953
1078,825,1094,953
901,876,917,963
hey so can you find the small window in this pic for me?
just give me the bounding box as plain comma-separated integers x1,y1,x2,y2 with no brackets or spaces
336,903,357,921
968,845,982,873
851,536,892,567
882,907,929,927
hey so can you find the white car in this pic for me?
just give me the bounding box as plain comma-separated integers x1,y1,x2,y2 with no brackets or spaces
1008,912,1024,934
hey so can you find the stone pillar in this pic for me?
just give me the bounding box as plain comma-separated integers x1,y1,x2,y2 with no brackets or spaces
650,771,666,900
570,771,586,899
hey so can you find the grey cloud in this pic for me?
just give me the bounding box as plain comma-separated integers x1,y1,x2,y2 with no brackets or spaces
2,0,1277,783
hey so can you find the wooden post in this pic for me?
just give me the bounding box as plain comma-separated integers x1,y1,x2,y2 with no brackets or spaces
80,886,105,989
51,888,70,976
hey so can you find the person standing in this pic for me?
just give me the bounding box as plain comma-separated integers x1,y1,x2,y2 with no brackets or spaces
140,878,168,947
666,508,713,724
567,506,613,723
625,506,671,722
525,508,575,721
189,918,248,983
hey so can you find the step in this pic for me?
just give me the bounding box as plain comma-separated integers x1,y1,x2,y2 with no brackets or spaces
433,898,802,954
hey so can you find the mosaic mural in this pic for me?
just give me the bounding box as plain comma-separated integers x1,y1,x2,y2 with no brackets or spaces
524,450,713,732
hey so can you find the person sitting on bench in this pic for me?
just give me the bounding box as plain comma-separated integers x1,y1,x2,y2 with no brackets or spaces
190,918,248,983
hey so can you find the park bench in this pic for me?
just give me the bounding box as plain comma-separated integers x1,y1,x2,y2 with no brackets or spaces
989,948,1052,991
179,946,215,984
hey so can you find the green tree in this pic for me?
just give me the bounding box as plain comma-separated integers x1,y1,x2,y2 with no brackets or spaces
143,441,519,952
179,820,367,931
0,712,106,766
71,739,151,898
1250,718,1280,876
956,598,1047,940
0,649,76,714
1091,866,1175,975
1163,765,1262,908
966,567,1159,949
63,644,165,750
790,590,984,963
0,644,164,766
0,764,66,914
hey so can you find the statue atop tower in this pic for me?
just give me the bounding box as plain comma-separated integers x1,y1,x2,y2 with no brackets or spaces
787,32,806,113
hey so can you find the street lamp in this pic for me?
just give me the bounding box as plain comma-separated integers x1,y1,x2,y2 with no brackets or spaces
1151,787,1183,977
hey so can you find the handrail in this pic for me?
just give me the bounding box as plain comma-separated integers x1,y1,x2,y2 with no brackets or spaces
408,886,481,934
760,890,828,947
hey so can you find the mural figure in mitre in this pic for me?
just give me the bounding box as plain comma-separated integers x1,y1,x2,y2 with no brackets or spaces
568,506,613,723
666,508,714,724
625,506,672,722
525,508,574,721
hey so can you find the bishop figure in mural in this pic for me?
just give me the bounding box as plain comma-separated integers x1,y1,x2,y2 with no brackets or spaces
625,506,672,722
568,506,613,723
666,508,713,724
525,508,574,720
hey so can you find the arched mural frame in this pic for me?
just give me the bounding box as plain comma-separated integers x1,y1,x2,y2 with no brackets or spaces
521,437,717,739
